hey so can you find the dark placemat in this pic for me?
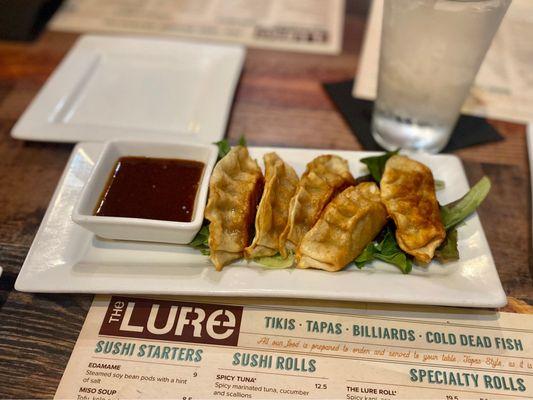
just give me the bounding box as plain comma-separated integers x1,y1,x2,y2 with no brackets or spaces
0,0,63,41
324,80,503,152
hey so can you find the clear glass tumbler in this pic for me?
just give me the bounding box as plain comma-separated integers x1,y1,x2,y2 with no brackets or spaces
372,0,511,153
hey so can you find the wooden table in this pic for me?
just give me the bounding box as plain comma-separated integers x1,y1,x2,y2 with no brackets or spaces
0,5,532,399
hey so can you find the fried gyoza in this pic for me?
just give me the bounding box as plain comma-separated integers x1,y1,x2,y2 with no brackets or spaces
244,153,299,259
279,155,355,256
380,155,445,263
296,183,387,272
205,146,263,270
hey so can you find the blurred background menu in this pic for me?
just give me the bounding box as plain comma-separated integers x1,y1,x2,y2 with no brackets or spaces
354,0,533,123
49,0,345,54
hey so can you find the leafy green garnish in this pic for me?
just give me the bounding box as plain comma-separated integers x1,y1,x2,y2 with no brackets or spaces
440,176,491,230
435,179,445,191
435,228,459,263
214,136,248,160
360,149,399,182
214,139,231,159
255,252,294,269
354,243,377,267
189,224,210,255
355,226,412,274
434,177,490,262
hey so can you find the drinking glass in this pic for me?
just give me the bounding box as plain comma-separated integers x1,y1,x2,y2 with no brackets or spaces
372,0,511,153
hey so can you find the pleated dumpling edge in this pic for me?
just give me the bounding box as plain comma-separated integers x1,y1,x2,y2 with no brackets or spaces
205,146,264,271
245,152,299,259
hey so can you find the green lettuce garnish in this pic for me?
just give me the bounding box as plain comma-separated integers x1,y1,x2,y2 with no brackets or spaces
440,176,491,231
355,226,412,274
214,136,248,160
189,225,210,255
254,252,294,269
214,139,231,159
435,176,491,262
360,149,399,182
435,228,459,263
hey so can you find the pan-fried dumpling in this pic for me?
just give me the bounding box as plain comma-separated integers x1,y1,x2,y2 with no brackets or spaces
380,155,445,264
279,155,355,256
296,183,387,272
244,153,299,259
205,146,264,270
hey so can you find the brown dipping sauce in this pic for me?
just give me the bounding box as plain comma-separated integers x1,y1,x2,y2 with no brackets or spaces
94,156,204,222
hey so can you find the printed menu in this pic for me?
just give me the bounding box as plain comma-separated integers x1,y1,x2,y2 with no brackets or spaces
55,295,533,399
49,0,345,54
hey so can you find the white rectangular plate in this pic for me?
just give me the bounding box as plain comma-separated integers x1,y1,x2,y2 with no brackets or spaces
11,35,245,143
16,143,506,308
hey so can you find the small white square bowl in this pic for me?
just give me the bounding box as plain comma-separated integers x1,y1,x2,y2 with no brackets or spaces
72,140,218,244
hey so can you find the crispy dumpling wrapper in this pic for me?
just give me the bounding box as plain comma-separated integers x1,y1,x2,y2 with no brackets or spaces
279,155,355,256
380,155,445,264
296,183,387,272
245,153,299,259
205,146,263,270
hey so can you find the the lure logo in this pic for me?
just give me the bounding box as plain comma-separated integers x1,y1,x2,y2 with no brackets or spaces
99,296,242,346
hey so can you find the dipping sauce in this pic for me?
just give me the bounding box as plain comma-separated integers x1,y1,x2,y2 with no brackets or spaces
94,157,204,222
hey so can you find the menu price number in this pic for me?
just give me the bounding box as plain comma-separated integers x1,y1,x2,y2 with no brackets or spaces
182,397,192,400
445,396,489,400
315,383,328,390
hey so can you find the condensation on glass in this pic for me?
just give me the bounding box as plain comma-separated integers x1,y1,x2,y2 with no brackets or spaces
372,0,511,153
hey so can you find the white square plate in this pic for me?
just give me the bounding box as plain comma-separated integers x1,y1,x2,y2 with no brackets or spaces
15,143,506,308
11,35,245,143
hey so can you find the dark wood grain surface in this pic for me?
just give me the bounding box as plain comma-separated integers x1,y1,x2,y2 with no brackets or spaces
0,5,532,399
